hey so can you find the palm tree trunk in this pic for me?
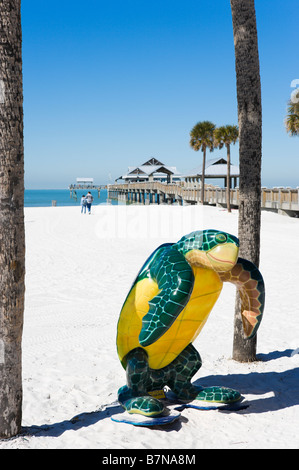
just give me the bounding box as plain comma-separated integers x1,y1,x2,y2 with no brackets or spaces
230,0,262,362
0,0,25,438
201,147,206,204
226,143,231,213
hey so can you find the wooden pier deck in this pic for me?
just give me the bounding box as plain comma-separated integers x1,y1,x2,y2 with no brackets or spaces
108,182,299,217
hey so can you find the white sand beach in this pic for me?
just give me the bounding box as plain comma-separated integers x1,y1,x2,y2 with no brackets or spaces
0,203,298,449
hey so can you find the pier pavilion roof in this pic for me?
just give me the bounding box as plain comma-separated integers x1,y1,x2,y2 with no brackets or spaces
116,158,182,182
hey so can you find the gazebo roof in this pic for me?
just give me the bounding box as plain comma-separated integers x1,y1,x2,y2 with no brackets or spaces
184,157,239,178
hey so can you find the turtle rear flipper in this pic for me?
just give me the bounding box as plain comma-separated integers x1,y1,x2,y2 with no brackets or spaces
118,386,165,417
123,396,165,417
195,386,241,403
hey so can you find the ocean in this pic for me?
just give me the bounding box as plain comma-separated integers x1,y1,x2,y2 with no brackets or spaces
24,189,118,207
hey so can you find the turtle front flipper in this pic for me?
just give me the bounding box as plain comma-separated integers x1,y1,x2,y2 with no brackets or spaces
219,257,265,338
139,246,194,347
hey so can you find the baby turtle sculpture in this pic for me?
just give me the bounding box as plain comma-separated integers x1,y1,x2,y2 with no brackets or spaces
116,230,265,417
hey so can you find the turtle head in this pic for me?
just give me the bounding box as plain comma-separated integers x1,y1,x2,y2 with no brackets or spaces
176,230,239,272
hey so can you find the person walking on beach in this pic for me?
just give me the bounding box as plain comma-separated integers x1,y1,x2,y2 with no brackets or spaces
80,194,87,214
85,191,94,214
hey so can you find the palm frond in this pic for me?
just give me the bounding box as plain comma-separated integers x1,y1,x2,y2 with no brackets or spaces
189,120,216,151
214,125,239,147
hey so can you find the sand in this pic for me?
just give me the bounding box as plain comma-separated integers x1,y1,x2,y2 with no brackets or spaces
0,203,298,449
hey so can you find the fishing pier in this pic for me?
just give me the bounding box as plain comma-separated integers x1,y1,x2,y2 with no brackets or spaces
69,178,106,200
108,182,299,217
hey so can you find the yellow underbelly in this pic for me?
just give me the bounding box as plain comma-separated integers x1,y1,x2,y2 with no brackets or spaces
117,267,223,369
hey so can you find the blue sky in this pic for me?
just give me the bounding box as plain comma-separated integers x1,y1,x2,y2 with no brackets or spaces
22,0,298,189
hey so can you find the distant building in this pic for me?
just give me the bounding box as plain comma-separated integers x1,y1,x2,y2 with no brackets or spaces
184,157,239,188
76,177,94,186
116,158,183,184
69,177,96,189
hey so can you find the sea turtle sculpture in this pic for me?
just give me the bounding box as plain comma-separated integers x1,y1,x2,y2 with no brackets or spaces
116,229,265,417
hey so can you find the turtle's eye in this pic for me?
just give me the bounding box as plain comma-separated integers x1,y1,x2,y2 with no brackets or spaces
215,233,227,244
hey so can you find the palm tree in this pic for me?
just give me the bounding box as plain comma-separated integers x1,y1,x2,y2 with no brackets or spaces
189,121,216,204
0,0,25,438
230,0,262,362
285,90,299,136
214,125,239,213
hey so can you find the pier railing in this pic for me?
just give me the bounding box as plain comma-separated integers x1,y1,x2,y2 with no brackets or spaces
107,182,299,216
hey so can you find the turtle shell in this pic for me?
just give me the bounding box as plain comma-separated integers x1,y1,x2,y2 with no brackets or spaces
116,266,223,370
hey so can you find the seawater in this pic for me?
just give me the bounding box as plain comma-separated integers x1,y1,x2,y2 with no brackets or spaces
24,189,118,207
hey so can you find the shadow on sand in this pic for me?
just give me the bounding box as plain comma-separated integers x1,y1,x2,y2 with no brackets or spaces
22,349,298,438
22,402,186,438
195,349,299,415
